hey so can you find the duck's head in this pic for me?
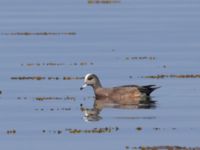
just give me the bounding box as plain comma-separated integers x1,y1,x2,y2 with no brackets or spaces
80,73,102,90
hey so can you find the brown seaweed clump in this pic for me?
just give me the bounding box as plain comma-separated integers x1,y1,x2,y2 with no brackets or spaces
2,32,76,36
126,146,200,150
35,96,76,101
125,56,156,61
35,97,63,101
66,127,119,134
88,0,120,4
11,76,45,80
69,62,94,66
63,76,84,80
11,76,83,80
141,74,200,79
35,107,71,112
42,127,119,135
21,63,65,67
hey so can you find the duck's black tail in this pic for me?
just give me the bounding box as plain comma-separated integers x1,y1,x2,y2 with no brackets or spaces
140,85,160,96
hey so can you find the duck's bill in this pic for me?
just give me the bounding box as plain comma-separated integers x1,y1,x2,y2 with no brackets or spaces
80,84,87,90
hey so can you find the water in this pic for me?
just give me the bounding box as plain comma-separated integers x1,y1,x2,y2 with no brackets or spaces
0,0,200,149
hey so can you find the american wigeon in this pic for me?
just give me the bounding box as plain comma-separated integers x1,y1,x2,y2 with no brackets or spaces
80,73,159,104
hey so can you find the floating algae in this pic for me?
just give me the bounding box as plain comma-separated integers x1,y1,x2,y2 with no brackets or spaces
63,76,84,80
17,96,76,101
153,127,177,131
66,127,119,134
35,96,76,101
88,0,120,4
11,76,45,80
125,56,156,61
125,146,200,150
35,97,63,101
141,74,200,79
21,63,65,67
69,61,94,66
42,127,119,135
11,76,83,80
1,32,76,36
35,107,71,112
21,62,94,67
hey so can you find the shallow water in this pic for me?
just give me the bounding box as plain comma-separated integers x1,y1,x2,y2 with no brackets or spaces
0,0,200,149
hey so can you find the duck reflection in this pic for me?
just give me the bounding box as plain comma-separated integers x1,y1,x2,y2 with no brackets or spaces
80,97,156,122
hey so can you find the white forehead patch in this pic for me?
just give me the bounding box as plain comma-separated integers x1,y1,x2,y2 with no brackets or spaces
84,73,93,82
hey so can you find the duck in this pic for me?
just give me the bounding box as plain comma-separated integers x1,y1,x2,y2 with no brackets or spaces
80,73,159,105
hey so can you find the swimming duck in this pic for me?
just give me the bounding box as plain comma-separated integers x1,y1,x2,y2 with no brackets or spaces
80,73,159,104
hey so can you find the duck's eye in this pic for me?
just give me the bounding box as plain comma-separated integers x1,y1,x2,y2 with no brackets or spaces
88,76,93,80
